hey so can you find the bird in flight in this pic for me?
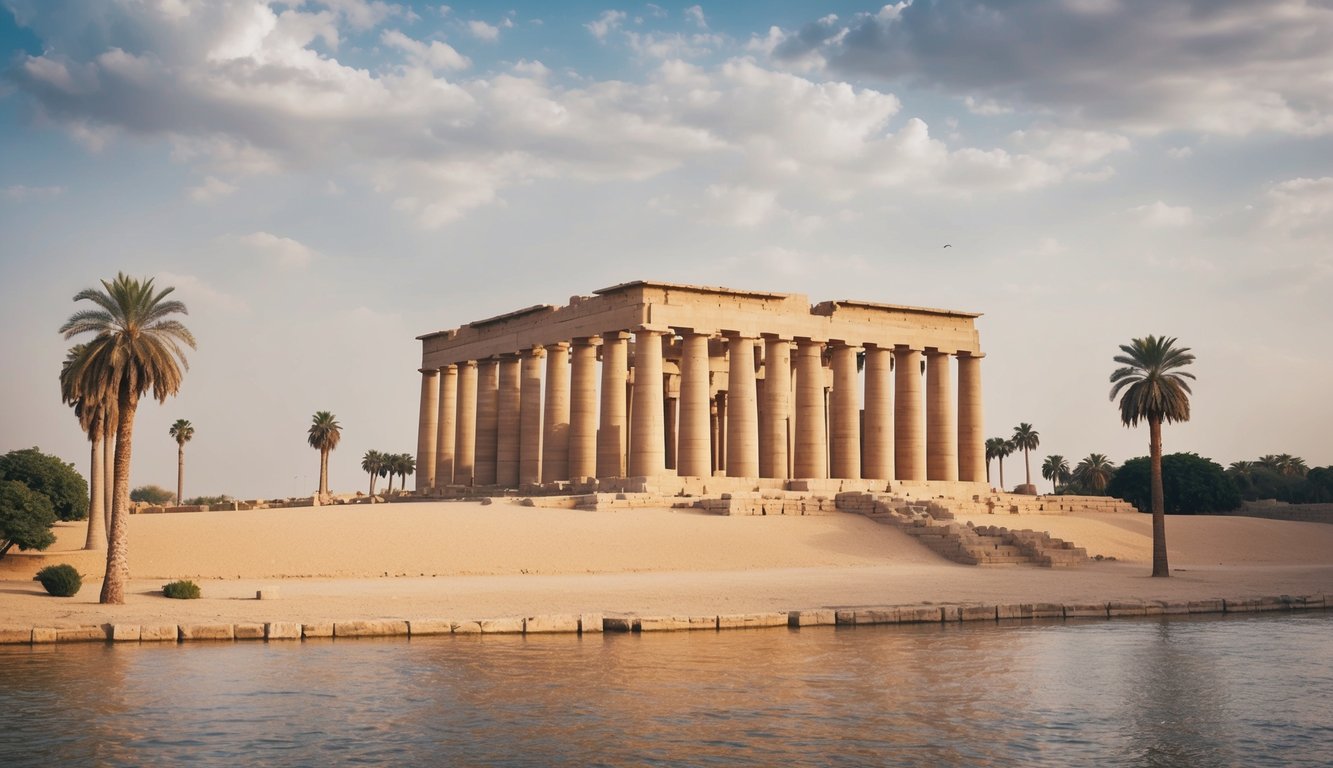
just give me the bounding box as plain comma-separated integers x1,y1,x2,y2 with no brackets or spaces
942,244,952,248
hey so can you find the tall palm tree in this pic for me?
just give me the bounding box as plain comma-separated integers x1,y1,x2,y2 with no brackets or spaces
60,343,107,550
996,439,1015,491
308,411,341,500
60,273,194,604
1011,423,1040,489
1073,453,1116,492
381,455,395,495
362,449,385,497
984,437,1006,485
169,419,194,504
397,453,416,493
1041,454,1070,495
1110,335,1195,578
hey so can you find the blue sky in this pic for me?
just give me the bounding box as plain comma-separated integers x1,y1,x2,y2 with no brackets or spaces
2,0,1331,498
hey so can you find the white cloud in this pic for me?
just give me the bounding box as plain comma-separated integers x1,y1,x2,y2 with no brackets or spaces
187,176,237,203
2,185,64,201
466,19,500,42
155,271,249,314
685,5,707,29
963,96,1011,116
1167,145,1194,159
1128,200,1194,228
381,29,470,71
239,232,319,269
1261,177,1333,240
585,10,626,41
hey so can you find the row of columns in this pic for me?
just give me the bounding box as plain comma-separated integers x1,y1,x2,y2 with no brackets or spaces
417,331,985,489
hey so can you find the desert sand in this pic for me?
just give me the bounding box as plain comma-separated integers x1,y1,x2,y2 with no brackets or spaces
1,500,1330,629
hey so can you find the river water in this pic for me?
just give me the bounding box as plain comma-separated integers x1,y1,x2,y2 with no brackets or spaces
2,613,1330,767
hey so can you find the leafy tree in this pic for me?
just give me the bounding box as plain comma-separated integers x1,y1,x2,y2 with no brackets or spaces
130,485,175,505
60,273,195,604
1072,453,1116,493
169,419,194,505
60,343,109,549
1011,423,1040,489
1109,335,1195,577
308,411,342,499
1041,454,1070,495
1107,453,1240,515
0,447,88,522
0,480,57,559
362,449,385,496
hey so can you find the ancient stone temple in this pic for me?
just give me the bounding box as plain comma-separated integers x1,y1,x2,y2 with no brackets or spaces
415,281,986,494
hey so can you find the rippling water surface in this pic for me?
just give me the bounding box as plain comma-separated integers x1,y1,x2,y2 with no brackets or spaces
2,613,1330,767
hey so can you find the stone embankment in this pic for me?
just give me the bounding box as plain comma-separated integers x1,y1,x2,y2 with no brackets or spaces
1224,501,1333,525
836,492,1088,567
1,595,1324,646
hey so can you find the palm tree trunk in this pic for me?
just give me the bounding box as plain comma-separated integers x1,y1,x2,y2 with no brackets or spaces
1051,475,1056,495
103,425,114,532
1024,448,1031,486
84,436,106,550
100,389,138,604
1150,416,1169,577
999,458,1005,491
177,443,185,506
368,472,375,497
319,448,329,497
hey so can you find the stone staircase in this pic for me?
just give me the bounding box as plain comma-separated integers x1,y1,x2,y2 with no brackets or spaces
836,492,1088,567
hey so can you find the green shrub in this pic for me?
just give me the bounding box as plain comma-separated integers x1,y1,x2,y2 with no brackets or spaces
34,564,82,597
131,485,175,505
0,448,88,521
183,495,231,506
1108,453,1241,514
0,480,57,559
162,580,202,599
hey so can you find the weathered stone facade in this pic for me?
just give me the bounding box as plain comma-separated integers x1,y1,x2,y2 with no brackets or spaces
416,281,987,492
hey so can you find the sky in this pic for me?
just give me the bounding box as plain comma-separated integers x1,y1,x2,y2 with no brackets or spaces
1,0,1330,500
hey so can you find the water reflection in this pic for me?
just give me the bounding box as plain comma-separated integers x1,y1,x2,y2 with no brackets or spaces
0,614,1329,767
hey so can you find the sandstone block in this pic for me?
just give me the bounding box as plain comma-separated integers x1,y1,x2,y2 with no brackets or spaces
788,609,835,627
335,620,409,638
233,623,266,640
451,621,483,634
853,608,898,625
1295,594,1326,610
960,605,997,622
1252,596,1288,612
302,622,334,638
579,614,604,633
265,622,302,640
524,614,580,634
602,616,636,633
180,623,235,641
140,624,179,642
1108,601,1147,617
256,588,280,600
0,627,33,644
1155,600,1190,615
899,606,944,623
31,627,56,644
1188,599,1224,615
834,609,857,625
56,626,107,643
996,604,1032,620
1063,603,1108,619
1223,598,1254,613
408,619,453,636
478,618,524,634
940,606,961,622
109,624,141,642
718,612,788,630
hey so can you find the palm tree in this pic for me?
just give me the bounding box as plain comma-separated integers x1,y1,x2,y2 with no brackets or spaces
60,273,194,604
362,449,385,497
60,343,107,550
1041,454,1070,495
984,437,1007,485
996,439,1015,491
308,411,341,500
169,419,194,505
1011,423,1040,489
1073,453,1116,492
1110,335,1196,578
397,453,416,493
381,455,395,495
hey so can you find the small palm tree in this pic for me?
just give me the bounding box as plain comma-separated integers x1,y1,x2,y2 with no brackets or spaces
1110,335,1196,578
397,453,416,492
308,411,342,500
60,273,195,604
1011,423,1040,489
382,453,397,494
362,449,385,497
169,419,194,505
60,343,108,550
984,437,1007,485
1073,453,1116,492
1041,454,1070,495
996,439,1015,491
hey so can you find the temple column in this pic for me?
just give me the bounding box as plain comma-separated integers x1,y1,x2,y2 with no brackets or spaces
541,342,571,483
957,352,986,483
724,334,759,477
714,393,727,472
926,349,958,481
630,327,667,477
794,339,827,479
454,361,477,485
760,337,790,479
435,365,457,488
495,355,521,487
829,343,861,479
862,346,893,480
416,368,439,492
519,347,544,486
677,332,712,477
597,332,630,478
894,346,925,481
568,339,598,480
474,359,499,485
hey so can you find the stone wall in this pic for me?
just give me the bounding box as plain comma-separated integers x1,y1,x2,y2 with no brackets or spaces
1223,501,1333,525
